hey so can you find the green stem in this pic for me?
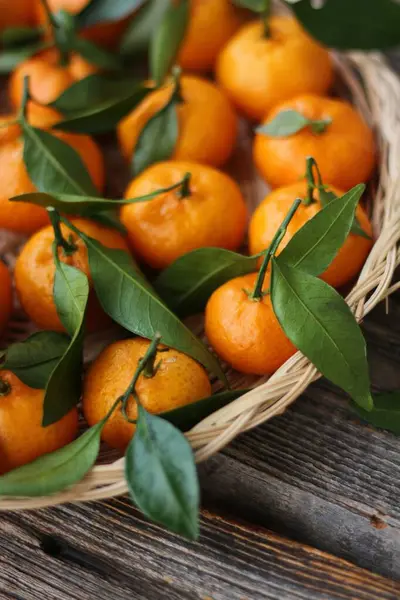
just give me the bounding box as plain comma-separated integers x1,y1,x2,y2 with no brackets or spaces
177,172,191,199
18,76,30,123
121,333,162,423
171,65,183,102
250,198,302,301
0,378,11,397
261,0,271,38
39,0,70,66
47,207,77,256
309,117,332,135
304,156,325,205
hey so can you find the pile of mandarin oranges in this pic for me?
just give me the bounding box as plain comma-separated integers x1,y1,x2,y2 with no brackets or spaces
0,0,376,477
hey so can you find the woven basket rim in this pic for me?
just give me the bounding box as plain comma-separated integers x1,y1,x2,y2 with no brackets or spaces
1,50,400,510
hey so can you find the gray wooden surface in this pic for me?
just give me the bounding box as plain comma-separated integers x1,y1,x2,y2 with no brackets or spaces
1,55,400,600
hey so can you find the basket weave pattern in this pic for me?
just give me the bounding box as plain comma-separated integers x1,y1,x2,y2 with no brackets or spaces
0,52,400,510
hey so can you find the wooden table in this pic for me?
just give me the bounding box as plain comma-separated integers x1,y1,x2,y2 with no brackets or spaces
2,57,400,600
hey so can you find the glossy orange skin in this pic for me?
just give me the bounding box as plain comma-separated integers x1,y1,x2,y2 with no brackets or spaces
0,103,105,235
249,182,373,289
35,0,131,49
83,338,212,451
205,272,296,375
0,261,13,336
178,0,245,73
254,94,376,190
216,17,333,121
9,49,98,108
15,218,128,333
0,0,35,29
0,371,78,475
121,161,248,269
118,76,238,169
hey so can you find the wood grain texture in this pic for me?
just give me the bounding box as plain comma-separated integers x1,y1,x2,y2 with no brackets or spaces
198,301,400,580
1,501,399,600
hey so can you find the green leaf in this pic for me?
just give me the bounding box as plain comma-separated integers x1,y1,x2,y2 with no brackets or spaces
155,248,259,317
70,37,123,71
162,389,250,431
318,186,371,240
69,226,226,383
0,42,47,74
289,0,400,50
256,110,310,137
53,257,89,336
150,0,190,86
271,260,372,411
53,86,150,134
0,332,70,389
353,392,400,435
43,262,89,426
1,26,43,48
132,90,178,176
0,421,103,497
50,74,140,114
232,0,269,12
78,0,146,28
21,123,97,195
119,0,170,56
125,405,199,540
279,184,365,277
11,178,187,213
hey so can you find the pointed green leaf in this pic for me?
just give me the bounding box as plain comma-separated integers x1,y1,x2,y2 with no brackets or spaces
155,248,259,317
278,184,365,276
353,392,400,435
119,0,170,56
132,92,178,176
1,26,43,48
256,110,310,137
318,185,371,240
78,0,146,27
271,259,372,411
69,225,226,383
125,405,199,540
52,86,150,134
150,0,190,86
43,263,89,426
161,388,250,431
50,74,140,114
290,0,400,50
11,178,187,213
21,123,97,195
1,331,70,389
0,422,103,497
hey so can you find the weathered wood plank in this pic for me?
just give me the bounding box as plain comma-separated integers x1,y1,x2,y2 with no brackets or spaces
0,502,399,600
198,301,400,580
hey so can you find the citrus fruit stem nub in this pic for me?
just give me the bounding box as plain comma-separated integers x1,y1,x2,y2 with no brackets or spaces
48,208,77,256
250,198,302,301
0,379,11,397
177,172,192,199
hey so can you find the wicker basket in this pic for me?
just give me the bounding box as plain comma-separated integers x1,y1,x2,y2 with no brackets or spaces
0,51,400,510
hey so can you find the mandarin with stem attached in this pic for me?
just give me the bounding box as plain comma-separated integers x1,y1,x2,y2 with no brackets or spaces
178,0,245,73
205,271,296,375
216,16,333,121
14,218,128,333
0,102,105,235
9,48,97,108
0,370,78,475
254,94,376,190
249,181,373,289
117,75,238,169
82,337,212,451
0,260,13,337
120,161,248,269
